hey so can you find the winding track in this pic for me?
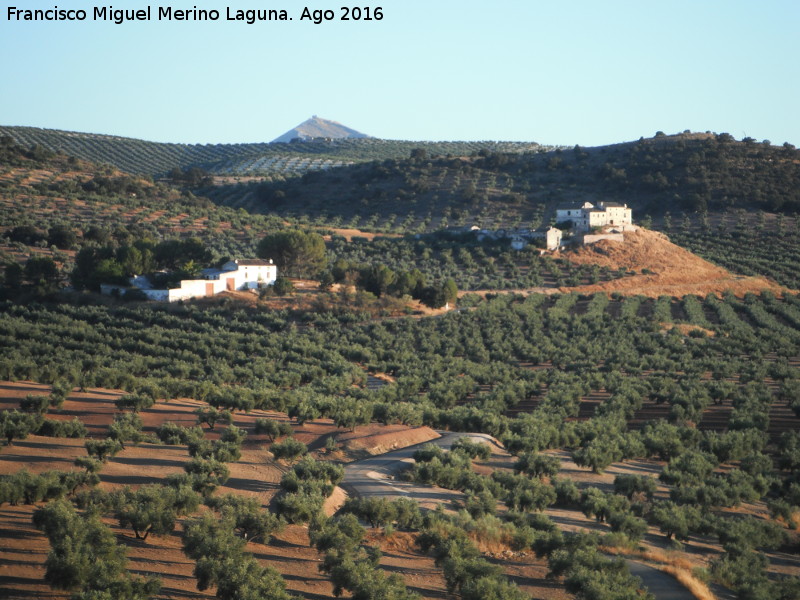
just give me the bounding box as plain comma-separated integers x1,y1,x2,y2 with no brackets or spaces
341,431,696,600
341,432,495,503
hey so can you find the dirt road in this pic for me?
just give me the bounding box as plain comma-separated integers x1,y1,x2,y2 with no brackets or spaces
341,431,698,600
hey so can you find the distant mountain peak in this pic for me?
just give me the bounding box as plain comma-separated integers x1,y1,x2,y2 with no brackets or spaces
271,116,369,143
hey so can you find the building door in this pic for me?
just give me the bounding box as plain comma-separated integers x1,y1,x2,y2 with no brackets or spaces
206,282,214,296
226,278,235,291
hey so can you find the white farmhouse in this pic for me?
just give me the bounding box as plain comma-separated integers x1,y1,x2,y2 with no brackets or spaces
556,201,632,232
202,259,278,292
101,258,277,302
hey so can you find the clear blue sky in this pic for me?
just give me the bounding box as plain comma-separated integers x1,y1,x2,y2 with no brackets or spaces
1,0,798,147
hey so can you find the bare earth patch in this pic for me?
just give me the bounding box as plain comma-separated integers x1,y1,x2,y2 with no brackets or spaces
338,425,440,458
562,229,788,298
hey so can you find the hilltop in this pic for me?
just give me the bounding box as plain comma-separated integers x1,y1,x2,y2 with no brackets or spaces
562,228,784,298
271,115,369,143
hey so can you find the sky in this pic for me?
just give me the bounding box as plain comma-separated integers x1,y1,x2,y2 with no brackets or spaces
1,0,798,147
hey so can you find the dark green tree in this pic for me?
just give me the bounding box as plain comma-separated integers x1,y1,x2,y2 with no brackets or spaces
0,410,41,446
256,230,326,278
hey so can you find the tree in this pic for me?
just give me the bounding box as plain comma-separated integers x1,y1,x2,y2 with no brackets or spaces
24,257,60,292
331,399,372,432
650,501,701,540
9,224,46,245
0,410,41,446
256,229,326,278
156,422,204,446
20,394,50,414
342,497,398,528
442,278,458,306
572,435,623,473
48,225,78,250
84,439,123,462
205,494,285,543
418,284,447,309
49,380,72,408
212,426,246,462
359,264,397,297
154,237,209,271
183,458,230,494
114,484,200,541
514,451,559,478
608,510,648,541
270,437,308,463
114,394,154,413
108,412,148,447
195,406,231,431
614,474,657,500
451,437,491,460
254,418,292,442
492,471,556,512
33,499,161,597
74,457,103,473
271,276,295,296
3,262,23,290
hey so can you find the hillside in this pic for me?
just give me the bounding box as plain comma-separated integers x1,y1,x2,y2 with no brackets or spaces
209,132,800,222
271,115,370,142
3,128,800,600
0,137,284,266
0,125,545,177
3,132,800,297
200,131,800,288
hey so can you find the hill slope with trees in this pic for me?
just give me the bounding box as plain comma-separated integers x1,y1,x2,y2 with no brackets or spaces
0,125,545,177
209,132,800,224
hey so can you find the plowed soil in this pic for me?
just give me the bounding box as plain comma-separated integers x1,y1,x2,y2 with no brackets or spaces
2,381,569,600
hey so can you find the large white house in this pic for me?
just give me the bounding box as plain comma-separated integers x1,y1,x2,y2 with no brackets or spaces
202,259,278,292
556,201,632,232
101,258,277,302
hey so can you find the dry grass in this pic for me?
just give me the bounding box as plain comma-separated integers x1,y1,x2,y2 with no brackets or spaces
660,323,716,337
563,228,789,298
603,545,717,600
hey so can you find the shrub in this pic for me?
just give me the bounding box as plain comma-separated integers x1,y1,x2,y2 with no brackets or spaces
451,437,492,460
